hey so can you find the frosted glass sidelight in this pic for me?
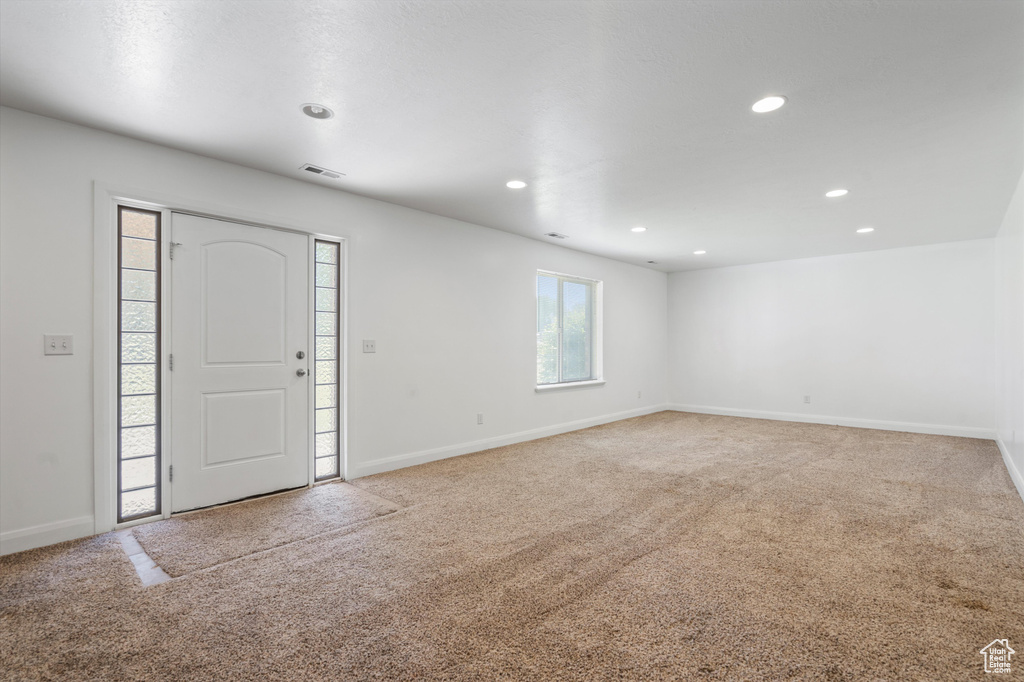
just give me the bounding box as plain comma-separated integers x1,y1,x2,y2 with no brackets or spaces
121,487,157,518
315,457,338,479
315,312,337,336
121,269,157,301
316,432,337,457
315,241,338,264
122,237,156,270
315,336,336,360
121,211,158,240
118,205,161,522
121,394,157,427
313,239,340,481
315,384,337,408
122,425,157,458
122,301,157,332
315,287,337,312
315,264,338,288
122,333,157,363
316,408,337,434
121,364,157,395
316,360,337,384
121,456,156,491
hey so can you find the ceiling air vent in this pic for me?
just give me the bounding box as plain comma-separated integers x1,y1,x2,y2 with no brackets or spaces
300,163,345,180
544,232,568,239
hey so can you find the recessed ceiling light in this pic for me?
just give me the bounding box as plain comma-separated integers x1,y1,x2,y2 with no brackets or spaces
631,226,647,233
301,103,333,119
506,180,527,189
856,227,874,233
751,96,786,113
825,189,849,198
694,250,707,255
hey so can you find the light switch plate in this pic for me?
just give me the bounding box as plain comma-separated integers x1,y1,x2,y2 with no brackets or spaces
44,334,74,355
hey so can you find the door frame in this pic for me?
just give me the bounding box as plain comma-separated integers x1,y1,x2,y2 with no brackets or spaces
92,183,349,533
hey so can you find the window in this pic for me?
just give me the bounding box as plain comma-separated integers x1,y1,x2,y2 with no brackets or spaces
537,271,601,386
117,206,161,522
313,240,341,480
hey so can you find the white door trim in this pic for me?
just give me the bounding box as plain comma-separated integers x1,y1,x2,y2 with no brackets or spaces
92,182,347,534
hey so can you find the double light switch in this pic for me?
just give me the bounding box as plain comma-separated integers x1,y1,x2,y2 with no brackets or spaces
44,334,74,355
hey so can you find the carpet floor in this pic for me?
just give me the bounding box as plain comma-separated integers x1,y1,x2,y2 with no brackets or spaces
1,411,1022,681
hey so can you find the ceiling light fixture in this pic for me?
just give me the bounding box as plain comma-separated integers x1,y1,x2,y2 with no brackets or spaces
751,96,786,113
631,226,647,233
825,189,849,198
506,180,527,189
856,227,875,233
301,103,333,119
694,250,707,255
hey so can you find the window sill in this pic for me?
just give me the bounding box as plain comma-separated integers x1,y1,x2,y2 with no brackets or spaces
535,379,606,393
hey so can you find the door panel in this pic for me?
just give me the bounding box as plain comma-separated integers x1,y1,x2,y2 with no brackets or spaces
203,241,287,365
202,389,285,466
171,213,309,512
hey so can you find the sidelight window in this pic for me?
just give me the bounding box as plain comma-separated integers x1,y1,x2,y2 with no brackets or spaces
313,240,341,480
118,207,161,522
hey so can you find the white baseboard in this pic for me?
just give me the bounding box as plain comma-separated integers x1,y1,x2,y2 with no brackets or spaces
0,515,95,556
668,404,997,440
348,404,671,479
996,438,1024,505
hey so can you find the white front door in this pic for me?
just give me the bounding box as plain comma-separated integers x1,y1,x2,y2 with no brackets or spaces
170,213,310,512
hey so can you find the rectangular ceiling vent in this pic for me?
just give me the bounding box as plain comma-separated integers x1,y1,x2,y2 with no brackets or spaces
300,163,345,180
544,232,568,239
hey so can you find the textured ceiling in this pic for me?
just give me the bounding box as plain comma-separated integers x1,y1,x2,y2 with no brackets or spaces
1,0,1021,271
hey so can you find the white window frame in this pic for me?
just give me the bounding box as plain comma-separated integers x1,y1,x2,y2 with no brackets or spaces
535,270,604,391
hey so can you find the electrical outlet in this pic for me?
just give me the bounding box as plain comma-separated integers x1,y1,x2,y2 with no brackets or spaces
803,395,811,404
637,391,642,399
44,334,74,355
362,340,376,353
477,413,484,425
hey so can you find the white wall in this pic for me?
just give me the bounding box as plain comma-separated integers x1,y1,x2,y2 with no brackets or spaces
0,107,669,552
667,241,997,437
2,103,1016,554
995,172,1024,499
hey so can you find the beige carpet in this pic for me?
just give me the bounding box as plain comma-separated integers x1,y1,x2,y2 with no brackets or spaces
132,480,401,576
2,412,1022,680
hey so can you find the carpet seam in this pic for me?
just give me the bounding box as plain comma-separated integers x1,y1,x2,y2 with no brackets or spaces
150,504,422,580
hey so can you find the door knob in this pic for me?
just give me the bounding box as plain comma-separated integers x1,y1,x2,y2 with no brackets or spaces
296,369,307,377
296,351,305,359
